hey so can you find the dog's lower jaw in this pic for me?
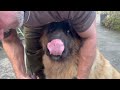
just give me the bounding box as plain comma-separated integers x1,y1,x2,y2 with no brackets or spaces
43,54,78,79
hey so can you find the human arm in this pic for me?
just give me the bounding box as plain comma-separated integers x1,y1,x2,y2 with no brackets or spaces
1,29,31,79
77,19,96,79
0,11,30,79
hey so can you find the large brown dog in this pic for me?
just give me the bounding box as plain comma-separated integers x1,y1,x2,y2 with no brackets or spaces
40,21,120,79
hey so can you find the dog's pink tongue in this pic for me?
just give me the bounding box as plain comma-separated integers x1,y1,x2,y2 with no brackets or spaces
47,39,64,55
0,29,4,40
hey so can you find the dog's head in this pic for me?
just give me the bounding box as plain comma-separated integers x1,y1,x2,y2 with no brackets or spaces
40,20,83,61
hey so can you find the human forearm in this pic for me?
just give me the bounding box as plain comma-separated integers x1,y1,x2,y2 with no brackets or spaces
77,19,96,79
77,37,96,79
1,31,26,78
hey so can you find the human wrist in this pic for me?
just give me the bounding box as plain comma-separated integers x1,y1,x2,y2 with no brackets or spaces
77,71,89,79
77,76,87,79
16,72,30,79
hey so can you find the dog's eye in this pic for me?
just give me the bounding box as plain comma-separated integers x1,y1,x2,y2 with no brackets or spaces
47,27,56,33
67,30,70,33
49,29,54,32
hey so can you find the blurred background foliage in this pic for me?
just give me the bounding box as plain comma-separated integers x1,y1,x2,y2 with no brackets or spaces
100,11,120,31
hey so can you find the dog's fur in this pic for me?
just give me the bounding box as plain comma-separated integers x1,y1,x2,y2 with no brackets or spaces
40,21,120,79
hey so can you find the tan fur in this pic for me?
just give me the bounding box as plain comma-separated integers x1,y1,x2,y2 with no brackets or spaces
40,27,120,79
43,49,120,79
89,49,120,79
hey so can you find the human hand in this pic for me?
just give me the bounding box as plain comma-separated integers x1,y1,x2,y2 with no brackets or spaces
16,73,40,79
16,74,32,79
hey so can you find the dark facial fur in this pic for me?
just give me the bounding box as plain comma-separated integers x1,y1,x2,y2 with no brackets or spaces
40,20,83,61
